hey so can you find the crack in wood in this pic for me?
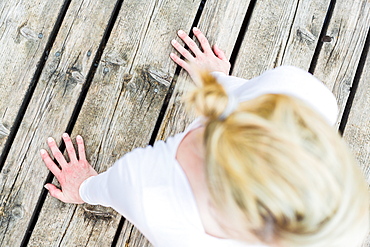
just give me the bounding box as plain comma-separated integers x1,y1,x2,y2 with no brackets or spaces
125,226,134,247
280,0,300,64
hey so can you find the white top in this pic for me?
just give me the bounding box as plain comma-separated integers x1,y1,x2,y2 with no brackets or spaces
79,66,338,247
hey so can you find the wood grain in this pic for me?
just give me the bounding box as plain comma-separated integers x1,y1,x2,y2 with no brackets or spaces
29,0,202,246
342,42,370,247
0,0,65,157
116,221,152,247
233,0,331,79
157,0,252,140
313,0,370,126
0,0,118,245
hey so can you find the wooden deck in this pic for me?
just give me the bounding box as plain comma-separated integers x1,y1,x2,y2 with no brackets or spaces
0,0,369,246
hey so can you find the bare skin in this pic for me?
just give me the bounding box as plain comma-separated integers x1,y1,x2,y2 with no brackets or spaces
41,27,231,237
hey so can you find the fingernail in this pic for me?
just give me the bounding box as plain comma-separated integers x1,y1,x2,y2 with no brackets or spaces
40,149,46,155
62,133,68,138
193,27,199,31
44,184,49,190
171,39,176,45
178,30,185,35
47,137,54,143
76,135,82,141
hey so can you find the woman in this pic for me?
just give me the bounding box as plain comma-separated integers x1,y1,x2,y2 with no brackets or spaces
41,28,369,247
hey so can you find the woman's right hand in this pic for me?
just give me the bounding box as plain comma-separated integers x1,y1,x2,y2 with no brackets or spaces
170,27,231,82
41,133,98,204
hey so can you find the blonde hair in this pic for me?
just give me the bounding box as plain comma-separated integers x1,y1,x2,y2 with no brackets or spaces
185,72,369,247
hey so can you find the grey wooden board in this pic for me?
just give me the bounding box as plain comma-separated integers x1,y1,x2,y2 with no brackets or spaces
29,0,203,246
0,0,65,158
116,221,152,247
157,0,253,140
232,0,331,78
0,0,118,245
313,0,370,127
342,41,370,247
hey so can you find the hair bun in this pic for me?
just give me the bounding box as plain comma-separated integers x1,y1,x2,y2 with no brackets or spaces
186,71,233,121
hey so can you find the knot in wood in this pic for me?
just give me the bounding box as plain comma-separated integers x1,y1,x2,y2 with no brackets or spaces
11,205,24,219
104,51,127,66
296,28,315,45
147,67,171,88
0,207,5,217
82,204,114,221
0,122,10,138
123,73,133,83
71,70,85,84
19,26,39,40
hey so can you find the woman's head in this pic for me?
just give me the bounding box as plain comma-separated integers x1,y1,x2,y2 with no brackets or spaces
186,72,369,247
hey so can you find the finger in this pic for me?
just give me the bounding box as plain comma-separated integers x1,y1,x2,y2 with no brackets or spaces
170,53,192,72
171,39,195,61
47,137,68,167
213,44,228,62
76,135,86,161
193,27,212,54
177,30,202,57
44,183,67,202
62,133,78,164
40,149,61,177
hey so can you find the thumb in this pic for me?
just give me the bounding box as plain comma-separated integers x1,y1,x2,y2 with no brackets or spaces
213,44,228,61
44,183,67,202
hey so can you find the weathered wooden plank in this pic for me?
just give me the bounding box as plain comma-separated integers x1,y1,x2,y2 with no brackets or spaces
313,0,370,126
342,44,370,247
156,0,253,140
0,0,118,246
0,0,65,157
342,48,370,182
233,0,331,79
30,0,203,246
116,221,152,247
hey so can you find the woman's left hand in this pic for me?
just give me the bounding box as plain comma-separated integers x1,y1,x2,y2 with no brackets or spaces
41,133,98,204
170,27,231,82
